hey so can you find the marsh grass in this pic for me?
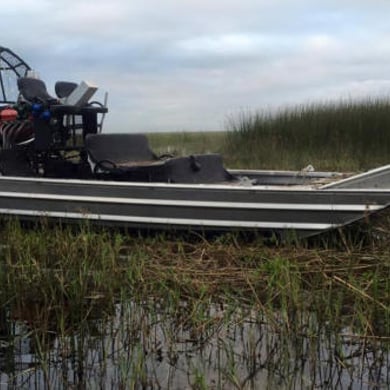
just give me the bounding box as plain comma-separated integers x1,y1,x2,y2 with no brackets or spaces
225,99,390,170
0,218,388,387
0,218,388,334
147,99,390,171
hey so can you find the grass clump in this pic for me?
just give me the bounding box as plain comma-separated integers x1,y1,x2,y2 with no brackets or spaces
0,221,124,322
224,99,390,171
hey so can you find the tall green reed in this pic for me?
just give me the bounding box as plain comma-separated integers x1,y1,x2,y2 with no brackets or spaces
225,99,390,170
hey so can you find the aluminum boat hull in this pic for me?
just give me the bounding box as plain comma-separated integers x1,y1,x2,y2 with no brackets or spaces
0,166,389,239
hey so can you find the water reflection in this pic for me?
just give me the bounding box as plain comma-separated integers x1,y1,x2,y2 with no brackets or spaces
0,301,388,389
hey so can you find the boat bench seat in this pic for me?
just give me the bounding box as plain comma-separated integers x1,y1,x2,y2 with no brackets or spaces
85,133,232,183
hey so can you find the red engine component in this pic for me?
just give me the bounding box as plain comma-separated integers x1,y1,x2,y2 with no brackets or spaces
0,108,18,121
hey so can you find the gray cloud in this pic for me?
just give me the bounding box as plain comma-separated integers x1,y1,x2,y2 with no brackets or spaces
3,1,390,131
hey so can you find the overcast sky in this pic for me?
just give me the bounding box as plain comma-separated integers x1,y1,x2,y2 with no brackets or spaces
3,1,390,132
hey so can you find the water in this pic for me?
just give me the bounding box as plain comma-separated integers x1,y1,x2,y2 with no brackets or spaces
0,301,388,389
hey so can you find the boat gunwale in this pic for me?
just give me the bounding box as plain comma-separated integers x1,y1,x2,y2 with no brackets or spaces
1,174,390,193
321,163,390,189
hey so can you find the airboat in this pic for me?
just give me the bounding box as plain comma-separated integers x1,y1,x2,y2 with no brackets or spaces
0,45,390,239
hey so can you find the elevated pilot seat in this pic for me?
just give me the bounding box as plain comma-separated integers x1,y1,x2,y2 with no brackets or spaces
17,77,107,151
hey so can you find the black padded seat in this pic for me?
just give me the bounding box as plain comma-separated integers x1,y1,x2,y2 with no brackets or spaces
85,133,232,183
55,81,78,98
17,77,57,103
86,133,157,164
86,133,166,182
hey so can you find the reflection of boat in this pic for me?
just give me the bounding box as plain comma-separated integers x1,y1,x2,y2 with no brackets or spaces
0,46,390,239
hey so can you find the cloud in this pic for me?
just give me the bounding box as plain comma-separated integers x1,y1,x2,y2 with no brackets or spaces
3,1,390,132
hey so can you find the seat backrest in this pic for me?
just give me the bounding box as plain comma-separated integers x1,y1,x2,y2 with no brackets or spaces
55,81,78,98
17,77,55,102
85,133,156,164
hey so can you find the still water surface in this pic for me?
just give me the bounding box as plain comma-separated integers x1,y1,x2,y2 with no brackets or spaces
0,301,388,389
